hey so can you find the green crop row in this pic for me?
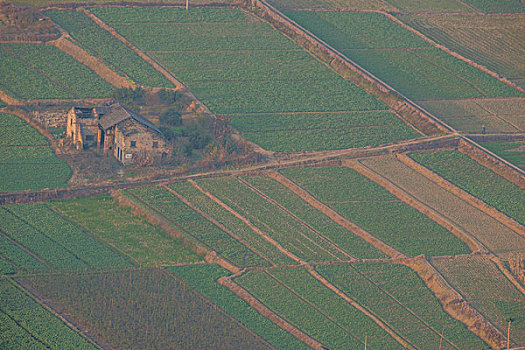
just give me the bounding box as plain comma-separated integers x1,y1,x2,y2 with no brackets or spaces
0,163,71,193
2,44,113,99
46,10,172,88
317,263,486,349
410,150,525,226
0,113,49,147
169,264,308,349
285,11,431,49
460,0,524,13
480,141,525,170
281,167,470,257
0,147,62,164
236,268,403,349
50,194,203,267
128,186,267,267
242,176,386,258
169,182,294,265
197,177,348,262
0,204,131,272
0,234,48,275
0,259,16,275
0,279,97,349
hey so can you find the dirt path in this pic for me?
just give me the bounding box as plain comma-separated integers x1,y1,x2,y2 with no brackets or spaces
397,153,525,235
489,256,525,295
51,36,133,89
217,276,325,350
345,159,487,254
163,185,275,267
0,89,21,105
267,171,405,259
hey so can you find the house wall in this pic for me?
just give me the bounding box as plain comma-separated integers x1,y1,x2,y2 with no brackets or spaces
114,124,169,165
65,108,99,150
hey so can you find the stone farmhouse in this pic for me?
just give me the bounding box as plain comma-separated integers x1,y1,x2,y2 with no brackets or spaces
66,102,169,164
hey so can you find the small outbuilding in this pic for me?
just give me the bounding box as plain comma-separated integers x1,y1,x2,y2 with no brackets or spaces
66,102,169,164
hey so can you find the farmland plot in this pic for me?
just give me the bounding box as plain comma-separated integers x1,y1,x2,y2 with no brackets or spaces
360,155,525,257
459,0,524,13
0,44,112,99
267,0,392,10
318,263,485,349
480,140,525,170
281,167,470,257
128,186,269,267
170,264,308,349
46,10,173,88
384,0,471,12
242,176,386,259
0,113,71,192
0,279,96,349
287,12,523,100
196,177,349,263
236,268,404,349
90,7,421,152
49,194,203,267
0,204,131,272
18,269,272,350
432,256,525,346
410,150,525,226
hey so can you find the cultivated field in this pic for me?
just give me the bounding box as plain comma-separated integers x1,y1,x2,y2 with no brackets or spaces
318,263,486,349
281,167,470,257
267,0,395,10
236,267,404,349
128,185,269,267
18,269,272,350
410,150,525,226
480,140,525,170
50,194,203,267
46,10,173,88
0,203,131,273
0,279,96,349
170,264,309,349
87,7,422,152
0,44,113,99
432,256,524,346
459,0,524,13
360,155,525,257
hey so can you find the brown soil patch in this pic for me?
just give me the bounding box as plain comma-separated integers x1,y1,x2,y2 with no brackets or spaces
0,88,21,105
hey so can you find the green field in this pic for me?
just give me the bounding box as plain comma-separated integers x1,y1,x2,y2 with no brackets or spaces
0,204,131,273
236,267,403,349
318,263,486,349
268,0,393,10
196,177,349,262
170,264,309,349
281,167,470,257
410,150,525,226
432,257,525,345
50,194,203,267
480,140,525,170
87,7,422,152
45,10,173,88
0,279,97,349
286,12,523,100
384,0,471,12
242,176,386,259
18,269,271,350
0,113,71,192
0,44,113,99
460,0,524,13
169,181,296,266
128,186,268,267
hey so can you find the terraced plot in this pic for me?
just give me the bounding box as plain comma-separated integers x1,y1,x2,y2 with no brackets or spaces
432,256,525,346
417,98,525,133
410,150,525,226
359,155,525,257
0,204,131,273
90,7,421,152
267,0,393,10
287,11,523,100
0,44,112,99
0,279,96,349
49,194,203,267
281,167,470,257
384,0,471,12
242,176,386,259
236,268,404,349
400,14,525,84
459,0,524,13
128,186,268,267
170,264,308,349
18,269,272,350
46,10,173,88
318,263,486,349
480,140,525,170
196,177,350,263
